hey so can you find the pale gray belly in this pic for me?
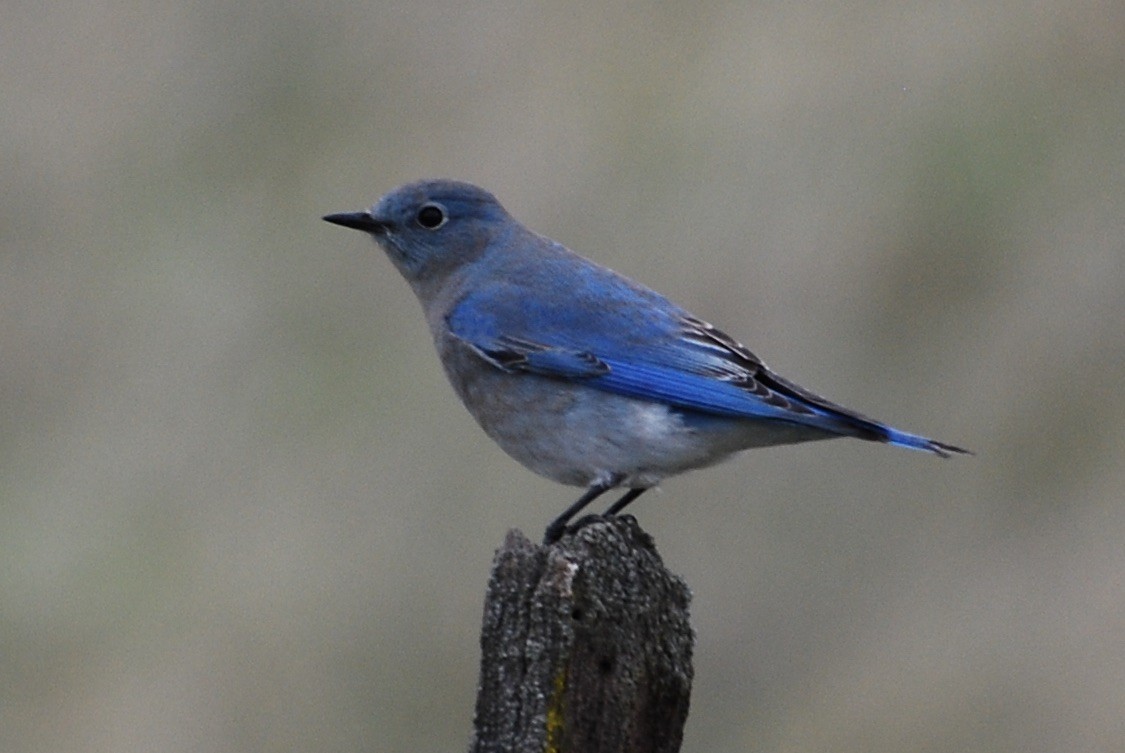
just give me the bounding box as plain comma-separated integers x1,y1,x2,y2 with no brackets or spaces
435,337,834,488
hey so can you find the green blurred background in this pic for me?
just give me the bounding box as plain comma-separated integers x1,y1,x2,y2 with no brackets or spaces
3,2,1123,751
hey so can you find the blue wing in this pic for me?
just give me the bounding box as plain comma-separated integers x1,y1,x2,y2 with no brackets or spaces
447,280,969,457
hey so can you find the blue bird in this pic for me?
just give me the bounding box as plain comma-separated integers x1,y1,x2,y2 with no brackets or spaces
325,180,970,542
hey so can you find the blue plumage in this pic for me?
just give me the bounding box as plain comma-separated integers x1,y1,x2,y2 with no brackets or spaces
325,179,969,541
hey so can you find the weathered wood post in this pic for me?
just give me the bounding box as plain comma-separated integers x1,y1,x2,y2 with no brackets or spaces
469,516,694,753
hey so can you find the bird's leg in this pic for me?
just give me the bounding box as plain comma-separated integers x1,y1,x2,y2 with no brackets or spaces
543,475,622,544
603,488,647,517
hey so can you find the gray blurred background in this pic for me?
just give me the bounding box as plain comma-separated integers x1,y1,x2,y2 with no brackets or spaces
3,2,1123,752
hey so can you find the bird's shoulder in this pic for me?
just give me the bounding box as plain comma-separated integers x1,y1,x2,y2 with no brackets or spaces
447,236,676,335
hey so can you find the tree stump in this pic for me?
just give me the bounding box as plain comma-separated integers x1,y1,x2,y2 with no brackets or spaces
469,516,694,753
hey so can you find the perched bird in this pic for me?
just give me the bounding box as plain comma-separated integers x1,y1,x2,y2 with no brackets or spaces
325,180,970,542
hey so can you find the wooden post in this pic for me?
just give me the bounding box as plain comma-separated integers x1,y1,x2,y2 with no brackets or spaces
469,516,694,753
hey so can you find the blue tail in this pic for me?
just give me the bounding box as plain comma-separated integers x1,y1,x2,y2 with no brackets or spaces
757,371,972,458
881,427,973,458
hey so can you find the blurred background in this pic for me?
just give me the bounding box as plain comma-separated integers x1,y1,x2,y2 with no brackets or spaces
2,2,1123,751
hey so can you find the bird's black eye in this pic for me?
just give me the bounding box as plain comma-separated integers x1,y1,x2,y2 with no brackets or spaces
416,203,447,230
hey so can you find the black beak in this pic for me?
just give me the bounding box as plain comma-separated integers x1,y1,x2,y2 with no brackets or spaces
322,211,389,234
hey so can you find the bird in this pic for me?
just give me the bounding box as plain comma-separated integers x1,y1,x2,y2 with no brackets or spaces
324,180,970,543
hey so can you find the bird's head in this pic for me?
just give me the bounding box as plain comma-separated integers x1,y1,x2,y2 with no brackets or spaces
324,180,511,286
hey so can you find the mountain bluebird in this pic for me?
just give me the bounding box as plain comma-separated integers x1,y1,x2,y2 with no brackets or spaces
325,180,969,542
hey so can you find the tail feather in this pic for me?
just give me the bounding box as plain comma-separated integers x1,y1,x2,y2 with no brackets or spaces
882,427,973,458
756,370,972,458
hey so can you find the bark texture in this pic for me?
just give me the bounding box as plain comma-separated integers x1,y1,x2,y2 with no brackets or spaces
469,517,693,753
